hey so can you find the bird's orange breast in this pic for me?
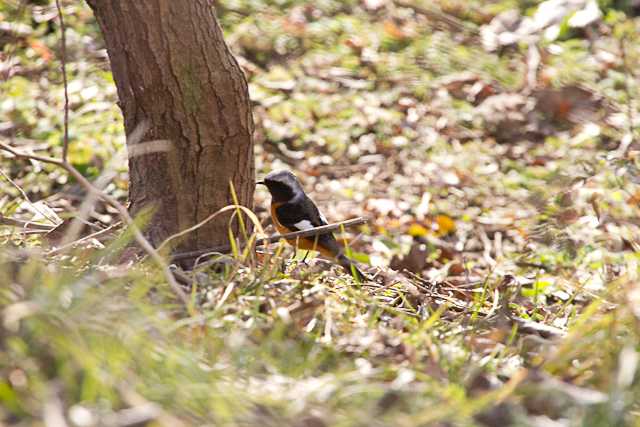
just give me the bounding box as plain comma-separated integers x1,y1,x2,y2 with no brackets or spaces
270,202,335,257
270,202,290,235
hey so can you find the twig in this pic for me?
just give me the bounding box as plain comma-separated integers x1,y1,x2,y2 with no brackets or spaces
0,142,189,306
0,144,62,165
170,266,195,287
0,167,61,226
157,204,265,252
47,221,122,256
171,216,368,261
618,36,637,155
0,214,56,231
55,0,70,162
392,0,479,40
515,261,552,272
58,168,115,247
416,234,460,253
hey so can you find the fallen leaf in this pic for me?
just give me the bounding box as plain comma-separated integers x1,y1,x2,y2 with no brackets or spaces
447,262,465,276
533,86,607,124
383,20,406,40
435,214,456,235
626,190,640,206
29,39,53,62
408,223,429,237
389,243,428,273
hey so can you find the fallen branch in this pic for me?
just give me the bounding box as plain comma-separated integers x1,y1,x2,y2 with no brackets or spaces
171,216,368,262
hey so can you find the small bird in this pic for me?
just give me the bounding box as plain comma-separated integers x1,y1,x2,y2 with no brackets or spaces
258,170,365,280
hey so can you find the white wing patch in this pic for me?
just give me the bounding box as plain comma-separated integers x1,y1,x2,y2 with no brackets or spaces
293,220,314,231
319,213,328,225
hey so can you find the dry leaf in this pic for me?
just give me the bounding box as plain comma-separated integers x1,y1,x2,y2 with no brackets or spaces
383,20,406,39
389,243,428,273
435,215,456,236
408,223,429,237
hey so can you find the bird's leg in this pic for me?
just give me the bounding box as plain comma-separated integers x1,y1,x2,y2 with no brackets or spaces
301,250,310,264
281,248,296,271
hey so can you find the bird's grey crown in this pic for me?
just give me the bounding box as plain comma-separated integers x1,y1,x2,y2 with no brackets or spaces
261,169,305,203
263,169,302,190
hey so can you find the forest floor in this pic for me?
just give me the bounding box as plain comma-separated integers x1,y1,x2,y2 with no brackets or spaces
1,0,640,426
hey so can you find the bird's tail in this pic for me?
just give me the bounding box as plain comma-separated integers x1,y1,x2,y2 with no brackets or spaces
337,253,366,282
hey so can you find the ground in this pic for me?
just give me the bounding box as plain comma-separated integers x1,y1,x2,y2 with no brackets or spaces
1,0,640,425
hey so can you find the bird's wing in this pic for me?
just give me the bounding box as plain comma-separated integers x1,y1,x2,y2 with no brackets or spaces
275,196,341,254
275,196,326,230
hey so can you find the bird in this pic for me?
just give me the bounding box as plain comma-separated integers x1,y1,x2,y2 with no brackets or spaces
257,170,365,280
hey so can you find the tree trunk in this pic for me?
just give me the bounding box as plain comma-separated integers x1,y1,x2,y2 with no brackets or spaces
86,0,254,253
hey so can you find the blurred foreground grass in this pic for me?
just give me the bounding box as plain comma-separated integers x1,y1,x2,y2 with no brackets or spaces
3,242,638,425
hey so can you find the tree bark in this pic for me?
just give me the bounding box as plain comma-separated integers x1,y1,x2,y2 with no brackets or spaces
86,0,254,252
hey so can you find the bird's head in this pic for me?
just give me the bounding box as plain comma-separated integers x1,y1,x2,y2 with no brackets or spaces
257,169,303,203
